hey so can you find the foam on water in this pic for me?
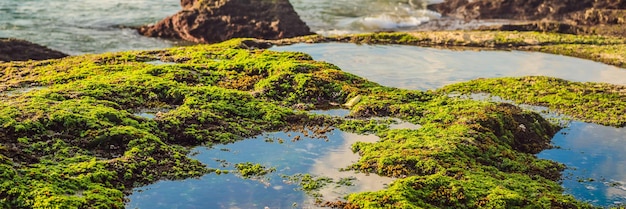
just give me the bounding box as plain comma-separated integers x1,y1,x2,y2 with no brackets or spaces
357,13,431,30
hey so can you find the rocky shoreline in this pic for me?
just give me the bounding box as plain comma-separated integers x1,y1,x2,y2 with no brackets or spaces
1,33,625,208
428,0,626,37
1,0,626,208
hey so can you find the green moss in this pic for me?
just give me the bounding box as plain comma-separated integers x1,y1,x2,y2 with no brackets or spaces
0,38,370,208
281,173,334,202
339,88,592,208
0,35,617,209
440,76,626,127
347,170,588,209
234,162,276,178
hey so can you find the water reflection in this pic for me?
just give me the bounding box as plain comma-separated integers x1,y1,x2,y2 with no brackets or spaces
308,109,351,117
127,128,394,209
538,123,626,206
271,43,626,90
132,108,171,120
449,94,626,207
311,132,393,202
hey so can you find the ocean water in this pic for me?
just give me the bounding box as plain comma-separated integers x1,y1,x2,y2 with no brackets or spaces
0,0,439,55
0,0,180,54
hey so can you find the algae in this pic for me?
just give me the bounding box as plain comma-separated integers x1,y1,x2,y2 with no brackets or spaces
0,35,620,209
234,162,276,179
272,31,626,69
0,38,368,208
440,76,626,127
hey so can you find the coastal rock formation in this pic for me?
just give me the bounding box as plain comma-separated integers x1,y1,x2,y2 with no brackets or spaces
428,0,626,36
138,0,313,43
429,0,626,22
0,38,67,62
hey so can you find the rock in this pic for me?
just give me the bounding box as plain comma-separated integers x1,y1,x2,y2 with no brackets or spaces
138,0,313,43
428,0,626,37
0,38,67,62
180,0,194,9
429,0,626,23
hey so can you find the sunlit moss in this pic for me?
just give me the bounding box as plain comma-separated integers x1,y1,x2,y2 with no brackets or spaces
440,76,626,127
0,35,618,209
0,38,367,208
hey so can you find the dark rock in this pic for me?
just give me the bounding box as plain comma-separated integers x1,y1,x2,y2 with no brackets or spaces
180,0,194,9
138,0,313,43
0,38,67,62
428,0,626,37
429,0,626,24
480,22,590,35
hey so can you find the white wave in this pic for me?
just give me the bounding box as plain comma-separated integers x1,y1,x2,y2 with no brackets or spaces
352,9,441,31
359,15,429,30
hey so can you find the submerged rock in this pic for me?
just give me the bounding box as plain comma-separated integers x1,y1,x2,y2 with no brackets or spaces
0,38,67,62
138,0,313,43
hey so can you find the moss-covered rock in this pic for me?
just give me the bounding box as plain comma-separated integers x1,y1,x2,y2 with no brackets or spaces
0,36,616,208
441,76,626,127
0,38,367,208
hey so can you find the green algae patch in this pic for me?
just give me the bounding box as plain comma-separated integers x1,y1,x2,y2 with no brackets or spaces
0,38,370,208
273,31,626,69
337,88,594,208
234,162,276,179
441,76,626,127
0,37,604,209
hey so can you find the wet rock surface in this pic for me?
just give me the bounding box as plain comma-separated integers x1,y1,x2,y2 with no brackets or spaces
0,38,67,62
428,0,626,37
429,0,626,21
138,0,313,43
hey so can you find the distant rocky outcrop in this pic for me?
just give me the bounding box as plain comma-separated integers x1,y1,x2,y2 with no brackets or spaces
428,0,626,36
429,0,626,22
138,0,313,43
0,38,67,62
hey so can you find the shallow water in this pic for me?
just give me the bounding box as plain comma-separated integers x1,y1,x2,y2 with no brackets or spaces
127,128,395,209
127,109,423,208
538,123,626,206
272,43,626,90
